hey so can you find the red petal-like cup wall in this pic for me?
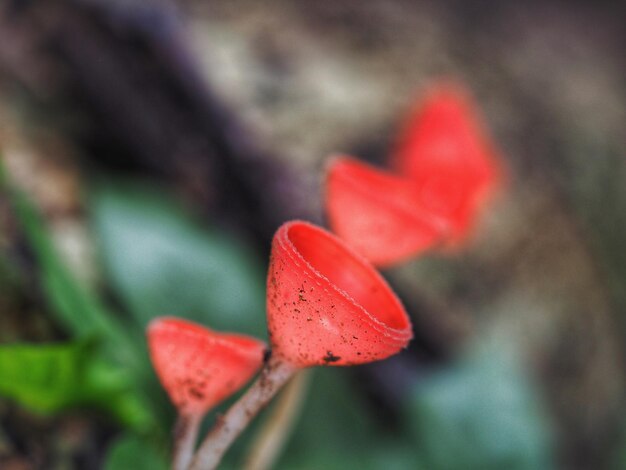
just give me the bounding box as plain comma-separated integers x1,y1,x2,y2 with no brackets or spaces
148,318,265,415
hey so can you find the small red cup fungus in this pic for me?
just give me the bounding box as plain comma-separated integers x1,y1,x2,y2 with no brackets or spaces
147,317,266,416
392,82,501,245
267,220,413,367
325,156,448,266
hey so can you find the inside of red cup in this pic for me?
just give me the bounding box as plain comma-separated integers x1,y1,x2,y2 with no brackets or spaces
287,223,409,331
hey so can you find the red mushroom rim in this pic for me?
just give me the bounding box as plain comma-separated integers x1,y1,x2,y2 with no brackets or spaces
148,317,266,363
276,221,413,344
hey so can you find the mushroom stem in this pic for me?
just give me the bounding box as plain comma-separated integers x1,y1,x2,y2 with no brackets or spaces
172,413,202,470
244,369,312,470
189,355,297,470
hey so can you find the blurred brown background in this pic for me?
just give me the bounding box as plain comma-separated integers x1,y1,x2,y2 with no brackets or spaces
0,0,625,469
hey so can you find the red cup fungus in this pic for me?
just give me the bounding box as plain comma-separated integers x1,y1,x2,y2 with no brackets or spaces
147,317,266,416
392,82,501,245
266,220,413,367
325,156,448,266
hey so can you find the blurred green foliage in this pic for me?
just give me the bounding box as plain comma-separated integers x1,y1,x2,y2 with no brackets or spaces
407,340,554,470
274,367,419,470
104,434,168,470
90,182,267,338
9,181,135,364
0,339,150,429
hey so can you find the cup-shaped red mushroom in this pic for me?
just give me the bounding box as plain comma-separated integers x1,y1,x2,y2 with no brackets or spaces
147,317,266,416
391,83,501,244
267,220,413,367
325,156,448,266
189,222,413,469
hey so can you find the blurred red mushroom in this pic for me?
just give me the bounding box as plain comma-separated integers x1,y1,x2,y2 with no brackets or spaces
324,81,502,266
392,82,501,245
326,156,447,266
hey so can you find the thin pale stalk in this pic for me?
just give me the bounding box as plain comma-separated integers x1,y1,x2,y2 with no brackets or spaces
189,355,297,470
243,369,311,470
172,413,202,470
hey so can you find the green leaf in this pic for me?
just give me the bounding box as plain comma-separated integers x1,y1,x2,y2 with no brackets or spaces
272,368,418,470
90,182,266,337
1,165,165,434
104,434,168,470
1,170,136,365
406,340,555,470
0,340,152,430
